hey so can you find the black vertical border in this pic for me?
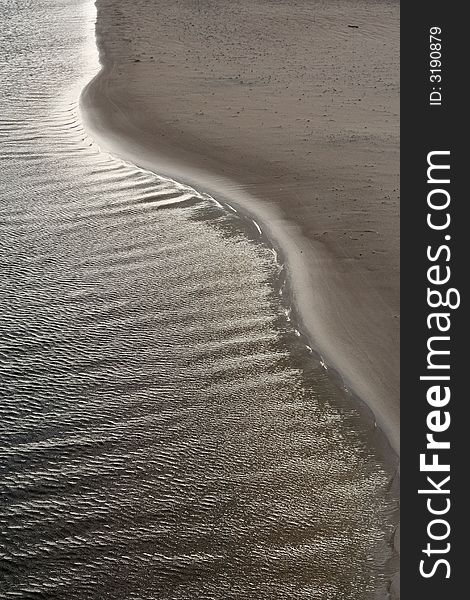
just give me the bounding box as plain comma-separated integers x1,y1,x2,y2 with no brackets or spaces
401,3,466,597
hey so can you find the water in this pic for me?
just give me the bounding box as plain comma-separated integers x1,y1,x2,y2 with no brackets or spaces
0,1,397,598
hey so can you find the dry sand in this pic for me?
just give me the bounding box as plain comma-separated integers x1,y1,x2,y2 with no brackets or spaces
81,0,400,458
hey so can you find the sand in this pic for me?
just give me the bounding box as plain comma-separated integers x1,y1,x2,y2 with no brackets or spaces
81,0,400,456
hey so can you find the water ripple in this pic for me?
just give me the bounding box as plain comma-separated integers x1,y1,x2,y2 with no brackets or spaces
0,0,397,598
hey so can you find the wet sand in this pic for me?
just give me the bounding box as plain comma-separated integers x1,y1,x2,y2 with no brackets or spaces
81,0,400,461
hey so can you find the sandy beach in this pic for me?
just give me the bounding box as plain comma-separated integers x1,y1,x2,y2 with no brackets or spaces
81,0,400,459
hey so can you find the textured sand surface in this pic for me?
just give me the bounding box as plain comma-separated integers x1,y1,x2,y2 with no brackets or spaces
82,0,400,456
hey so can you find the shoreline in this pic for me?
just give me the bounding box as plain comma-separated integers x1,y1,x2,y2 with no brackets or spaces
80,74,400,592
80,62,400,457
79,1,400,594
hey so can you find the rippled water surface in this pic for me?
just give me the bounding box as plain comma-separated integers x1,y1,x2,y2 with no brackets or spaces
0,1,397,598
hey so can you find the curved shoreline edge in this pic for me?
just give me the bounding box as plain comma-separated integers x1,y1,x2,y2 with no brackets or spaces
79,21,400,595
80,64,400,457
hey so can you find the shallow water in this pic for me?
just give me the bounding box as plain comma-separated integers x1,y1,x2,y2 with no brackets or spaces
0,1,397,598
